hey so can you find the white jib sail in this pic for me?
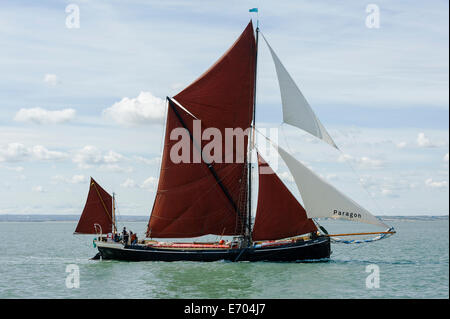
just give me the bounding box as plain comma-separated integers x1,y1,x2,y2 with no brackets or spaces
276,144,389,228
262,34,338,149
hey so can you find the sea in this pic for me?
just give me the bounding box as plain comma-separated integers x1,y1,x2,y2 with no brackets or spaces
0,216,448,299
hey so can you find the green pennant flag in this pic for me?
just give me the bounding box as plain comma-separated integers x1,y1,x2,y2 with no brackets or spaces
249,8,258,13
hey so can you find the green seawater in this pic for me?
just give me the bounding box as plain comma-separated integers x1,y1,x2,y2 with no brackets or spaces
0,217,448,299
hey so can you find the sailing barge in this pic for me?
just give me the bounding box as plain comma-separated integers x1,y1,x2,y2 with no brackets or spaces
75,20,394,262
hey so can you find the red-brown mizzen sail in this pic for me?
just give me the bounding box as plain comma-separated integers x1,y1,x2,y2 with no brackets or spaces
146,22,256,238
252,155,317,241
74,177,113,234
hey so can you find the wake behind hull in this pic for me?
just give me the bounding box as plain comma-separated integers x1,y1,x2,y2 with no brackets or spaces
96,237,331,262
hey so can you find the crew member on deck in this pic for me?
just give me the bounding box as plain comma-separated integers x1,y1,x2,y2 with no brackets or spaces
130,232,137,245
122,227,129,245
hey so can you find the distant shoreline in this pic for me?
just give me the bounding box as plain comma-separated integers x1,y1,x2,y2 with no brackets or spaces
0,214,149,222
0,214,447,222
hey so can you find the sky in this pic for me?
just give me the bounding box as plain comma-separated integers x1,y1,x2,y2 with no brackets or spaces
0,0,448,216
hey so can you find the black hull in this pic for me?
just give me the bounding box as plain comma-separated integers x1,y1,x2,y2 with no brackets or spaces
97,237,331,262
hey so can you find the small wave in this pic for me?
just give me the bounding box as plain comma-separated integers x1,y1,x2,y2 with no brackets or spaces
328,259,418,266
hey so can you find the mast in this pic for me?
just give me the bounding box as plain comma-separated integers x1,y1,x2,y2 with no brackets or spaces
247,17,259,246
112,192,116,234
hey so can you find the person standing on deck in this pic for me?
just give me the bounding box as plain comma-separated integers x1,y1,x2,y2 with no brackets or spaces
122,227,129,246
130,232,137,245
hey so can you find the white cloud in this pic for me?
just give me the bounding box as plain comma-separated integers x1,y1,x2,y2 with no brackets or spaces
337,153,353,163
121,178,137,188
0,143,29,162
381,188,399,198
396,142,407,149
133,156,160,165
337,153,385,169
121,177,157,190
425,178,448,189
102,91,166,125
32,185,45,193
51,175,64,183
417,132,437,148
13,145,131,171
0,143,67,162
70,175,87,184
444,153,449,163
359,175,416,197
358,156,385,169
326,174,338,181
409,182,419,189
0,165,24,172
14,107,76,124
359,176,377,188
141,176,158,191
99,164,133,173
72,145,102,168
119,175,160,190
52,174,87,184
103,150,124,163
72,145,127,169
30,145,67,161
43,74,59,86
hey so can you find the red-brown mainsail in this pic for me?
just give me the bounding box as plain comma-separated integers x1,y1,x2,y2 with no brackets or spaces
252,154,317,241
147,21,256,238
74,177,113,234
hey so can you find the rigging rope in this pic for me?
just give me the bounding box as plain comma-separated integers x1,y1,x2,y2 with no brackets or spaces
333,128,389,225
92,182,113,225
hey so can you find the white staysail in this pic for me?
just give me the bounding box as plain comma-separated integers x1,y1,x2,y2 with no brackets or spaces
262,34,338,149
275,144,389,228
